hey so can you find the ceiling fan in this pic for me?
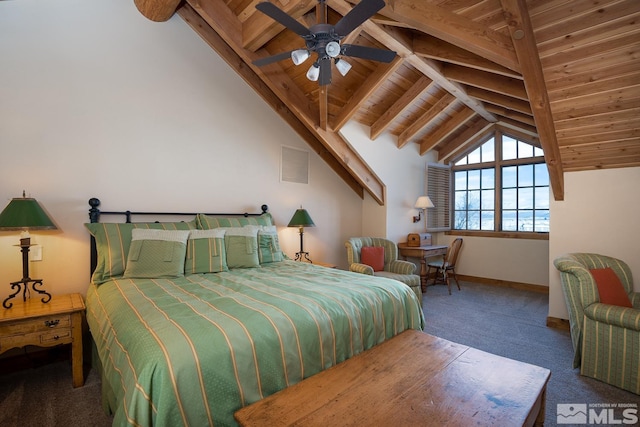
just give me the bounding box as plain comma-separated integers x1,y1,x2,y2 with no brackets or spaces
252,0,396,86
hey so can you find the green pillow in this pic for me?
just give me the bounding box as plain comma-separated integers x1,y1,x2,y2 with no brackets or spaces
185,229,228,274
86,220,196,284
257,225,284,264
197,213,274,229
224,226,260,269
123,229,190,279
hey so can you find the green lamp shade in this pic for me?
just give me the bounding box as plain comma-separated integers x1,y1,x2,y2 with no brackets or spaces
287,209,315,228
0,197,57,230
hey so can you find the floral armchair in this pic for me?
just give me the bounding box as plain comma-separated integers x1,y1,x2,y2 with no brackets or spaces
345,237,421,305
554,253,640,394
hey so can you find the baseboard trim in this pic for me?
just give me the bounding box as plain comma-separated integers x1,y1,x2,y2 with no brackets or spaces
546,316,571,330
457,274,549,294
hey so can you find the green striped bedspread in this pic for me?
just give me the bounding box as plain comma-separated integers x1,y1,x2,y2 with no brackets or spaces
86,260,424,426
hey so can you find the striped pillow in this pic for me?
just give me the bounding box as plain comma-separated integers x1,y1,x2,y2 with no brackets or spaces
225,226,260,269
196,213,274,229
258,225,284,264
85,220,196,284
185,229,228,274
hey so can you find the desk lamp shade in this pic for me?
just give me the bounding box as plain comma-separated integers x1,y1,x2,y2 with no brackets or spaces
288,208,315,262
0,192,57,308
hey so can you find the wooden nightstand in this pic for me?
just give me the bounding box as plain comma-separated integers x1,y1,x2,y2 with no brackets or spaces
0,293,85,387
313,262,338,269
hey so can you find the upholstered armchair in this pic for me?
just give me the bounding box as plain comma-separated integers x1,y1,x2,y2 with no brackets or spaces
554,253,640,395
345,237,422,305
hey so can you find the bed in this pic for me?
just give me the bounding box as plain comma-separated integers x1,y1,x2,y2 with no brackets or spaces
84,198,424,426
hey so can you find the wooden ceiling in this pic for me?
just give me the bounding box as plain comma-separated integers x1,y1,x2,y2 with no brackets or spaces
134,0,640,204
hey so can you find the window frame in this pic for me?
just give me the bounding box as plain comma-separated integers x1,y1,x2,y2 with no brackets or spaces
449,130,549,240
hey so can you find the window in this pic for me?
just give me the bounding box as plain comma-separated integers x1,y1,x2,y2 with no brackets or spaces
453,132,549,233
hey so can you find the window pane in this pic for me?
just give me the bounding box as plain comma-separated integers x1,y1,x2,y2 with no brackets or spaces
455,157,467,166
503,210,517,231
503,136,517,160
518,210,533,231
535,187,549,209
468,190,480,209
468,147,481,164
468,211,480,230
481,168,495,189
535,163,549,186
455,171,467,190
481,211,494,230
519,187,533,209
533,146,544,157
503,166,517,188
518,164,533,187
455,191,467,210
518,140,533,159
482,138,495,162
481,189,494,209
503,188,517,209
535,210,549,232
468,169,481,189
454,211,467,229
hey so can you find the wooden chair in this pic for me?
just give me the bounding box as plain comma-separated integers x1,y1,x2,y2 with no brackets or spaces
426,238,463,294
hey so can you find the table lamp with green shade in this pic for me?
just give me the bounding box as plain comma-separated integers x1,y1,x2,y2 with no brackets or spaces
0,191,57,308
287,207,315,263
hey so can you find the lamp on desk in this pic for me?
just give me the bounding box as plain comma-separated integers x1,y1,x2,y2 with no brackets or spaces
288,207,315,263
413,196,434,229
0,191,57,309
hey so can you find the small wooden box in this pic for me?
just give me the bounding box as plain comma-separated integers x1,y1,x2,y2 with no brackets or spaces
407,233,432,247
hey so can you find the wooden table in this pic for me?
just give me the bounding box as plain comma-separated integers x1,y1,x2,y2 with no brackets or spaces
398,243,448,291
0,293,86,387
235,330,550,427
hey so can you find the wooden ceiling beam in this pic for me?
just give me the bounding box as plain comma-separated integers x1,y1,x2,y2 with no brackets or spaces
383,0,520,72
466,86,532,115
438,119,493,163
485,105,536,127
443,64,528,100
332,56,404,131
134,0,181,21
370,76,434,140
413,33,522,79
397,93,456,148
184,0,386,204
501,0,564,201
419,107,476,155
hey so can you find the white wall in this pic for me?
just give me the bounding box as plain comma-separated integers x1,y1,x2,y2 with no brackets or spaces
549,167,640,319
0,0,367,300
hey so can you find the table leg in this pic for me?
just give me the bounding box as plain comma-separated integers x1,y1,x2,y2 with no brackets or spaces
420,258,427,292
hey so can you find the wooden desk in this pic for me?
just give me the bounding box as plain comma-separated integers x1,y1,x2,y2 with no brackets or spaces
398,243,448,291
235,330,550,427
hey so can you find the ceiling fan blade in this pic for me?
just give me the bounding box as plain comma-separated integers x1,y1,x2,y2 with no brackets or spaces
334,0,385,37
255,2,312,38
319,58,332,86
252,50,295,67
341,44,396,63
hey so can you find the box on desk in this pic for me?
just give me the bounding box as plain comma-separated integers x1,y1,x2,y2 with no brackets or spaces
407,233,432,247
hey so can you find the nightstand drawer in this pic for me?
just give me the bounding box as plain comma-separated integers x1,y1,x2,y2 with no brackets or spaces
0,315,70,336
0,327,72,352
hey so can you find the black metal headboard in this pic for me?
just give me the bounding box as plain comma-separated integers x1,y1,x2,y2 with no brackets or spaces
88,198,269,276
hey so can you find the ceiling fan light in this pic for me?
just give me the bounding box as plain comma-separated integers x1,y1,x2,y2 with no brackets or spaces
335,58,352,76
291,49,310,65
306,63,320,81
325,41,341,58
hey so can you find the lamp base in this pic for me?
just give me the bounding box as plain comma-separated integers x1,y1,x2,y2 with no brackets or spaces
3,278,51,309
294,251,313,263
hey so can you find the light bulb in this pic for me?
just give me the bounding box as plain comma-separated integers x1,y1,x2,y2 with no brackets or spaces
335,58,352,76
291,49,310,66
325,41,341,58
306,63,320,81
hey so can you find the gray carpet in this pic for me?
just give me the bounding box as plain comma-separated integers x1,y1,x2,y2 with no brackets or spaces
0,281,637,426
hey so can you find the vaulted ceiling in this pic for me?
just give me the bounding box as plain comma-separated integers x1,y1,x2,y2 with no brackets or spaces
134,0,640,204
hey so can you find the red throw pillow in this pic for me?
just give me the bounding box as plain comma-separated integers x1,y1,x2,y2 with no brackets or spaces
361,246,384,272
590,267,632,308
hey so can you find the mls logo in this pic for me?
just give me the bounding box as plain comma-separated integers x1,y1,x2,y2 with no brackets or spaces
558,404,587,424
